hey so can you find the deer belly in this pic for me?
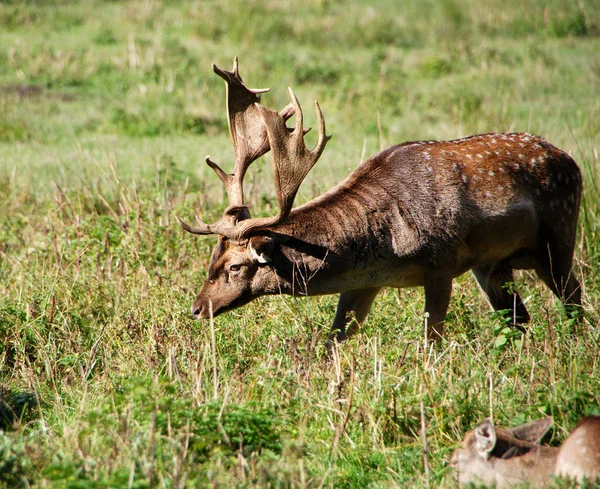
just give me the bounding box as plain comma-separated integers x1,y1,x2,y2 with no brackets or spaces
466,203,538,265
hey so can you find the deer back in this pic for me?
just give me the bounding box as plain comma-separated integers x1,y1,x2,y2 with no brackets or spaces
280,132,580,264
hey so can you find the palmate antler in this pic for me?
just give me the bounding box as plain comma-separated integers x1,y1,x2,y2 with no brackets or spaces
232,88,331,237
178,58,330,240
177,57,282,234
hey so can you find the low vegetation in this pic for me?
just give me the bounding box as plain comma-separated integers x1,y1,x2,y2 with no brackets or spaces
1,0,599,487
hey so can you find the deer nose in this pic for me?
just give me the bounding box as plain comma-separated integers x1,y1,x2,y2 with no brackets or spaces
191,303,203,318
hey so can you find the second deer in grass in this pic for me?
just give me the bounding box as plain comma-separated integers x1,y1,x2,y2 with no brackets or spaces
451,416,600,487
179,58,583,345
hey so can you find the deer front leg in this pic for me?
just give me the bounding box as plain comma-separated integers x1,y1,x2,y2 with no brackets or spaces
424,276,453,342
326,287,382,347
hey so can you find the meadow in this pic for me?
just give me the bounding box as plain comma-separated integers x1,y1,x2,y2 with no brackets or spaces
1,0,599,487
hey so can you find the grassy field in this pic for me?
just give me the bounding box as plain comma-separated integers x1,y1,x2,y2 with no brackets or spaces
1,0,599,487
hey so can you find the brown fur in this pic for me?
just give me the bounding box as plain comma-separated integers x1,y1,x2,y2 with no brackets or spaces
190,131,582,344
555,416,600,481
179,59,582,345
451,417,600,487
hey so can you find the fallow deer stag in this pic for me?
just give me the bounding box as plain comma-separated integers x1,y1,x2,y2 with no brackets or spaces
451,416,600,487
178,58,582,345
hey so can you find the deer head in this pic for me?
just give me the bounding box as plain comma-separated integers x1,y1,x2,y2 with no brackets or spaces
177,58,331,318
450,417,557,488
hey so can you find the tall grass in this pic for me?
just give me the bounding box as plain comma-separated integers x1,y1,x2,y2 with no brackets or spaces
1,0,599,487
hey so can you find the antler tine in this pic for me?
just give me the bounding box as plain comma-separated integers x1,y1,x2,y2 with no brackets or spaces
281,102,311,136
204,155,246,205
176,204,251,238
213,56,270,96
288,88,331,159
282,88,332,211
313,99,330,159
289,88,304,137
205,156,228,184
175,215,212,235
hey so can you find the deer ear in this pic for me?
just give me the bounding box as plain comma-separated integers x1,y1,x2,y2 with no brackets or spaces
474,419,497,459
511,417,553,443
249,236,274,264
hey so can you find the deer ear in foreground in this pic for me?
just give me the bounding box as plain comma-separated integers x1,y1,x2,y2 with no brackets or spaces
179,57,583,346
451,416,600,488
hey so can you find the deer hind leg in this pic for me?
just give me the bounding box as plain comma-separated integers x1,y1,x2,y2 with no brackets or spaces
327,287,381,347
424,276,453,342
534,236,582,316
472,262,530,327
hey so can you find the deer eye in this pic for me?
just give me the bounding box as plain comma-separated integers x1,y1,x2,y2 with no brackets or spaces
228,264,242,272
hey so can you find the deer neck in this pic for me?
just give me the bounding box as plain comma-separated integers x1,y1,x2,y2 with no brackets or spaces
489,446,559,488
261,180,417,296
